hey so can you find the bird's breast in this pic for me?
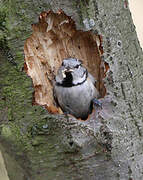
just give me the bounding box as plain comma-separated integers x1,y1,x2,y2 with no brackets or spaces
55,78,99,119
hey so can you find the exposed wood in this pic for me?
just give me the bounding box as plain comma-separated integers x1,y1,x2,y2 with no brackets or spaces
24,10,107,115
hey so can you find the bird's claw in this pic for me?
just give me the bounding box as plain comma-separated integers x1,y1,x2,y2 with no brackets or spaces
92,98,102,108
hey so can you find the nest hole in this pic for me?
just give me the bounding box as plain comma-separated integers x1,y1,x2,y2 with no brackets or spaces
24,10,109,116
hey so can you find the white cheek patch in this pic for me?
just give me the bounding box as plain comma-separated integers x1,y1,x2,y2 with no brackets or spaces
72,71,87,85
62,70,66,78
62,69,74,78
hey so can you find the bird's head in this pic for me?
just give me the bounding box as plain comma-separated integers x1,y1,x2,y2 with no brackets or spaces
55,58,87,87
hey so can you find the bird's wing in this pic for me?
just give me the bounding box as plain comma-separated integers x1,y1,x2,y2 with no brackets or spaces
88,72,97,87
52,81,60,108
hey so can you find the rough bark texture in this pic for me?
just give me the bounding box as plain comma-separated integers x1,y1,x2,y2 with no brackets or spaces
0,0,143,180
94,1,143,179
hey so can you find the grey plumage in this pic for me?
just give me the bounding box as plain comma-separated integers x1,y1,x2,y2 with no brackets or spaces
53,58,99,120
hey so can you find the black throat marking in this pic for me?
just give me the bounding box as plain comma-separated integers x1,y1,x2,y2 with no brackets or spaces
56,70,88,87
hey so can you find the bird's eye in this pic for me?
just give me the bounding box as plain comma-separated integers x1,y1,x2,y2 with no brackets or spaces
75,64,80,68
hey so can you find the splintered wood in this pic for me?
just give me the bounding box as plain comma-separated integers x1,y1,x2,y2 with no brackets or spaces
24,10,107,115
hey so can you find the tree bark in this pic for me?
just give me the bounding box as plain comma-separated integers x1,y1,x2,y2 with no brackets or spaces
0,0,143,179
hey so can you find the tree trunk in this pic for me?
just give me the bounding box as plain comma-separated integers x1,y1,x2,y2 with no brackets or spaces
0,0,143,179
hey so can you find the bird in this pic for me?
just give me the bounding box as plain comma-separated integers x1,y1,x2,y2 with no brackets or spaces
53,58,100,120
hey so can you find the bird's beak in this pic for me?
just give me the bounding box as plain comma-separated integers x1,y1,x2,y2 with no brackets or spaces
62,68,73,78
